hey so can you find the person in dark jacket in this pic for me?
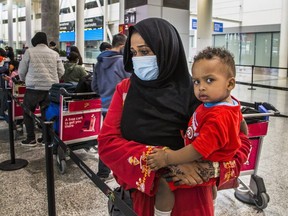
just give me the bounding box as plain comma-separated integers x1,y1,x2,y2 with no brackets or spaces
91,33,130,181
99,42,112,52
6,46,15,61
49,41,60,53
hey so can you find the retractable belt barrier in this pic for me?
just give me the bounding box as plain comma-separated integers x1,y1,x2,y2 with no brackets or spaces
53,132,137,216
8,90,137,216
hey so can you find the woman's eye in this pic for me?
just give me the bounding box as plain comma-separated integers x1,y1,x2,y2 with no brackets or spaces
130,50,137,56
140,50,149,55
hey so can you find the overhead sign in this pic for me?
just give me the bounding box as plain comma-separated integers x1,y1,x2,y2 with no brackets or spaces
60,16,103,32
191,19,224,32
192,19,197,30
214,22,223,32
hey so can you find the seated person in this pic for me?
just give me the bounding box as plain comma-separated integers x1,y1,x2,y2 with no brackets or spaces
61,51,88,82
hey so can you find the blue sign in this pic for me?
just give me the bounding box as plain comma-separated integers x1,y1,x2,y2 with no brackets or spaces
191,19,223,32
192,19,197,30
214,22,223,32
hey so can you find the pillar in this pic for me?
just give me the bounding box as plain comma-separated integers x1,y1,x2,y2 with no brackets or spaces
7,0,13,47
75,1,85,61
41,0,60,47
0,3,2,43
124,0,190,57
103,0,108,42
279,0,288,77
16,5,19,49
25,0,32,47
196,0,213,52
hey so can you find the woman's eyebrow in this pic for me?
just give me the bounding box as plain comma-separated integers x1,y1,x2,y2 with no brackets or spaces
130,45,148,49
137,45,148,48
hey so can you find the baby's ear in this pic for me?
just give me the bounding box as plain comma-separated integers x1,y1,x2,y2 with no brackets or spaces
227,77,236,90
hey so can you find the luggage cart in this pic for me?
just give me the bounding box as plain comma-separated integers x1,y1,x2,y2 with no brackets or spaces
235,103,279,209
56,88,102,174
10,82,41,139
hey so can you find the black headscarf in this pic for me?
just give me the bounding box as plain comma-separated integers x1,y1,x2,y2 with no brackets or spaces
31,32,48,47
121,18,201,150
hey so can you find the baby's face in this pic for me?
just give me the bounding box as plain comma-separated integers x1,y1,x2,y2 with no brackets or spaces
192,58,235,103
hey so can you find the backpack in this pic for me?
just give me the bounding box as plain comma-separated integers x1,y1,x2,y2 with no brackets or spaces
49,82,78,104
74,73,93,93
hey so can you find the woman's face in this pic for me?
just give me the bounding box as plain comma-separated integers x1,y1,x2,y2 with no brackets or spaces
130,32,154,57
9,64,14,71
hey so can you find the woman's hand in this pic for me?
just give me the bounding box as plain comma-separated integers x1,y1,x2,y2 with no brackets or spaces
166,161,216,186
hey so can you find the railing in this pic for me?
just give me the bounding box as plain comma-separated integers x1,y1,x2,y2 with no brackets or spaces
235,64,288,91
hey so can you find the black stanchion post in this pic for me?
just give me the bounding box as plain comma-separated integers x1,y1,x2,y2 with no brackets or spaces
43,121,56,216
248,65,256,90
0,89,28,171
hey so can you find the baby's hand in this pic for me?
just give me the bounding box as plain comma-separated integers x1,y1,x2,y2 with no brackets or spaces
147,148,168,171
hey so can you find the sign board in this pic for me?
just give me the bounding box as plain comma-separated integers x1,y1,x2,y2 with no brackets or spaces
191,19,224,32
60,16,103,32
214,22,223,32
192,19,197,30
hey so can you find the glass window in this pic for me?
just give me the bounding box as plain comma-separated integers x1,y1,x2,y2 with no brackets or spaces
227,33,240,65
59,7,70,14
85,1,99,9
255,33,272,67
240,33,255,65
271,32,280,67
214,35,226,48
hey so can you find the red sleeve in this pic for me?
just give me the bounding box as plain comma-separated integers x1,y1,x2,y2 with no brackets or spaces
217,132,251,190
98,79,157,196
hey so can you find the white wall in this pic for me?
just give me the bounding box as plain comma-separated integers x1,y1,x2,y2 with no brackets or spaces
190,0,282,29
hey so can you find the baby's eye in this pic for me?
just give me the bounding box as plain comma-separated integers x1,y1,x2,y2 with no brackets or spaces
207,78,214,83
193,80,199,85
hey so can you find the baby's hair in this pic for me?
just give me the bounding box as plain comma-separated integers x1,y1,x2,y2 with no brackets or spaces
193,47,236,77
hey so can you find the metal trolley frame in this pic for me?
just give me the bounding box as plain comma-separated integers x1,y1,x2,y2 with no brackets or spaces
55,88,102,174
235,103,278,209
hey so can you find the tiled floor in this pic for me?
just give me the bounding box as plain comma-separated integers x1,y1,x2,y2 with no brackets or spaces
0,72,288,216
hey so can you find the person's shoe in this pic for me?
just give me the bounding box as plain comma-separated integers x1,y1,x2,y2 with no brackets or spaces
37,137,45,145
99,174,114,182
21,139,37,147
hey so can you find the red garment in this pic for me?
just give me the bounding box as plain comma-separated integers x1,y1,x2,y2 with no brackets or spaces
98,79,251,216
187,100,242,161
170,99,242,190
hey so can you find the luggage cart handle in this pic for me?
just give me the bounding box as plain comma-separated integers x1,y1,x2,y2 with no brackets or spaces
260,102,280,115
243,112,275,118
59,87,99,97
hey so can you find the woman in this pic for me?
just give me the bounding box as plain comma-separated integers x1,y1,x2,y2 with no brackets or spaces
98,18,250,216
70,46,83,65
62,51,87,82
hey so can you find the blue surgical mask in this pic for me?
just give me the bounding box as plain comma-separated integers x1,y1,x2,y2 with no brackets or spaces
132,55,159,81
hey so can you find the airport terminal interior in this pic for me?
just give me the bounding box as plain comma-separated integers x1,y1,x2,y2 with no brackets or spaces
0,71,288,216
1,0,288,216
